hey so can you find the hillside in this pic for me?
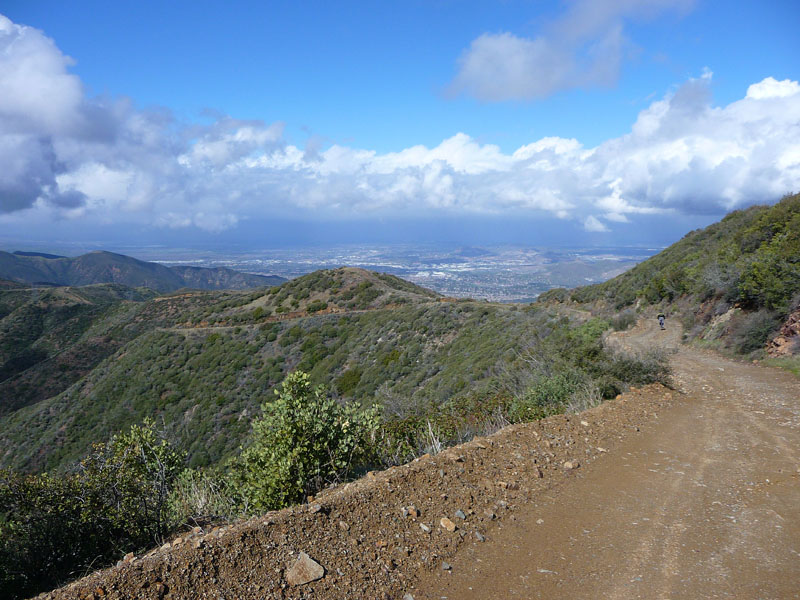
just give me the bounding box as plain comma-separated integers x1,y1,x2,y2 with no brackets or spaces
0,268,579,473
0,268,672,597
0,250,285,292
28,320,800,600
0,284,159,415
540,192,800,357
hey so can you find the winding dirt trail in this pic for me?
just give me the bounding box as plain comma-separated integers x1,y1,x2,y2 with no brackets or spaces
418,320,800,599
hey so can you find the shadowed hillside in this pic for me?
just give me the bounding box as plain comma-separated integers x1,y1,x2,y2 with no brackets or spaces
0,250,285,292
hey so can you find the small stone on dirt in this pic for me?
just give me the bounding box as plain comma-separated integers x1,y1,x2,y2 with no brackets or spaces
536,518,545,524
454,509,466,520
420,523,431,533
563,460,580,470
440,517,457,532
286,552,325,586
442,561,452,571
339,520,350,531
475,531,486,542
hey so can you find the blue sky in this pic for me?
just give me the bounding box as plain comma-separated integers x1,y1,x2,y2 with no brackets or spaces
0,1,799,248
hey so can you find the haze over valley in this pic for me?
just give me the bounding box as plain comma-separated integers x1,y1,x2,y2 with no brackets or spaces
129,244,655,302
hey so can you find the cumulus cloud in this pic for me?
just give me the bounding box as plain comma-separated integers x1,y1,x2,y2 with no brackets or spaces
449,0,694,101
1,14,799,235
584,216,609,232
746,77,800,100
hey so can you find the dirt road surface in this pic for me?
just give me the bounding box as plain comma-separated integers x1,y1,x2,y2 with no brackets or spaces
418,319,800,599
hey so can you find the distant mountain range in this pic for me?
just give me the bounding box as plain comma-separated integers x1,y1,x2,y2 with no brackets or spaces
0,250,285,292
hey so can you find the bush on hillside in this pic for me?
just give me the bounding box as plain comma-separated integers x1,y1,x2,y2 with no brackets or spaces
560,193,800,318
508,371,583,421
231,371,380,513
729,309,781,355
0,419,184,599
610,309,637,331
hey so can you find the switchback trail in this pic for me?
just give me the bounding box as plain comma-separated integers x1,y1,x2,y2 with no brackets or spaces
419,319,800,599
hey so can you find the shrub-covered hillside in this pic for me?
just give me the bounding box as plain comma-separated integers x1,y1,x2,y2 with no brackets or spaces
544,192,799,312
0,266,668,475
0,268,437,469
1,266,674,598
540,193,800,357
0,284,159,414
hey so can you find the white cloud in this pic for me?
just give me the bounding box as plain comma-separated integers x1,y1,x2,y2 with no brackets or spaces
746,77,800,100
584,216,609,232
449,0,694,101
1,15,799,235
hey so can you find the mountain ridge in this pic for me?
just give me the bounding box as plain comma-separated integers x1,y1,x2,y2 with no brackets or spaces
0,250,285,292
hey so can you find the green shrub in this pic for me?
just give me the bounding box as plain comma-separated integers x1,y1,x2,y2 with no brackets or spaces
731,310,781,355
0,420,184,598
336,367,362,396
605,349,672,389
231,371,380,513
508,372,581,421
307,300,328,313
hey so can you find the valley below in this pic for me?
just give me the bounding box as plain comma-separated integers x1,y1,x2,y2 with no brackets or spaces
134,243,653,303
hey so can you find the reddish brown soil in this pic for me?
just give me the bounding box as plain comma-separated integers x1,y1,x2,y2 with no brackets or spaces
418,320,800,599
37,320,800,599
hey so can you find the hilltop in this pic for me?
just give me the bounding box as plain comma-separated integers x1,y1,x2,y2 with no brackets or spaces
0,250,285,292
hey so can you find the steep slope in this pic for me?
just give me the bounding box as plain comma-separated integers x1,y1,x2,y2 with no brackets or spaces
0,250,285,291
0,268,551,472
38,379,683,600
541,192,800,356
0,284,158,415
550,192,800,311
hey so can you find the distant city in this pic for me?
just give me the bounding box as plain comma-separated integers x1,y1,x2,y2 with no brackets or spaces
128,244,662,302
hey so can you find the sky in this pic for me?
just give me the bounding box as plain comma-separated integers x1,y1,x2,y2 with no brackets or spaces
1,0,799,250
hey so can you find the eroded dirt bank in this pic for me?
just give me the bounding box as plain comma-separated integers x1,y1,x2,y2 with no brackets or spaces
39,319,799,599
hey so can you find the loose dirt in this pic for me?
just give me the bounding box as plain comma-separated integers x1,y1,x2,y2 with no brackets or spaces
39,320,800,599
418,320,800,599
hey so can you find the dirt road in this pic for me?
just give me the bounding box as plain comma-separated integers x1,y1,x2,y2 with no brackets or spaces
419,319,800,599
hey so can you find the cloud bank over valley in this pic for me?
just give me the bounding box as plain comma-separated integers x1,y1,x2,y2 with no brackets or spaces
1,13,799,239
